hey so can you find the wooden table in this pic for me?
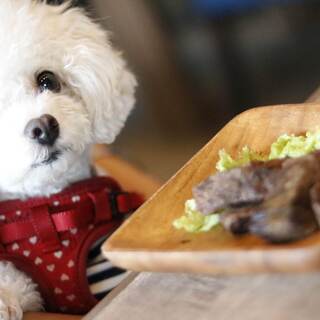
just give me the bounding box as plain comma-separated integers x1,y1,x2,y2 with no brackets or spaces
82,88,320,320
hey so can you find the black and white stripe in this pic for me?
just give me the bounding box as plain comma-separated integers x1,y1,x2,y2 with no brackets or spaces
87,236,128,300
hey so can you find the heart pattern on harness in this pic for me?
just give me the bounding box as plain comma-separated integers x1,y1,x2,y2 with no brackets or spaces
47,264,55,272
61,274,70,281
54,288,63,295
67,260,75,268
54,251,63,259
23,250,30,257
67,295,75,301
34,257,42,265
12,243,19,251
72,195,80,203
70,228,78,235
62,240,70,247
29,236,37,244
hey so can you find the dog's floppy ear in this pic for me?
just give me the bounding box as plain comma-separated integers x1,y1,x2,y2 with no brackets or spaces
80,51,137,144
65,18,137,144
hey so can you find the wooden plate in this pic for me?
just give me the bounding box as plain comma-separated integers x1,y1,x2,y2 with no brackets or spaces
103,103,320,274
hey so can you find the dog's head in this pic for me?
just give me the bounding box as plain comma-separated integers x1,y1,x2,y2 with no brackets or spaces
0,0,136,197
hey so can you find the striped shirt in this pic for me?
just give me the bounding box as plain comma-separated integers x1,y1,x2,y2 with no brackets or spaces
87,235,128,300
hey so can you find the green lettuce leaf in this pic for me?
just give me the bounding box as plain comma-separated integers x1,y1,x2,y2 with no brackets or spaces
216,146,265,172
173,199,219,233
269,130,320,159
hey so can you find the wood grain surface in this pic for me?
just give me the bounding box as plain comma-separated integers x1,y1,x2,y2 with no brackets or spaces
86,271,320,320
103,103,320,274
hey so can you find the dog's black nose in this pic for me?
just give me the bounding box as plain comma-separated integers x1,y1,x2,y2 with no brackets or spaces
24,114,59,146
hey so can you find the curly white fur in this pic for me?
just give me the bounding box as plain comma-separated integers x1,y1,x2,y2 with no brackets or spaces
0,0,136,318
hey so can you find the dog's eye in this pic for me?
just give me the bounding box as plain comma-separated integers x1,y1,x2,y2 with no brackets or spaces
37,71,61,93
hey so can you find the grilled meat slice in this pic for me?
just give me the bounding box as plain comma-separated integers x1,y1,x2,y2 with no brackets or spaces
220,208,254,235
310,182,320,226
194,153,320,216
221,162,319,241
249,188,318,243
193,159,284,215
194,151,320,243
220,189,319,242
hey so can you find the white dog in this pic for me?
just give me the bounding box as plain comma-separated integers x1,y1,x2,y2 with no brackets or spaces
0,0,136,318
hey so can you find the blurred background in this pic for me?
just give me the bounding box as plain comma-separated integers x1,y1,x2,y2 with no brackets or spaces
76,0,320,181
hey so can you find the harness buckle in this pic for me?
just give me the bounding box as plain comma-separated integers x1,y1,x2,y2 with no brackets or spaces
109,191,125,219
89,190,144,224
110,191,144,217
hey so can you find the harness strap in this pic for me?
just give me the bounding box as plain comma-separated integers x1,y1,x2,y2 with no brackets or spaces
30,205,61,252
89,191,112,224
0,204,92,245
116,193,144,213
0,191,143,248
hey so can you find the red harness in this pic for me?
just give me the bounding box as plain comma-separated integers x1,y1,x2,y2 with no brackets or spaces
0,177,143,314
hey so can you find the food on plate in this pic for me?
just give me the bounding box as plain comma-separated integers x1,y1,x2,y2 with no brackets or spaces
194,159,283,215
173,130,320,243
217,129,320,172
216,146,265,172
172,199,220,233
196,153,320,242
